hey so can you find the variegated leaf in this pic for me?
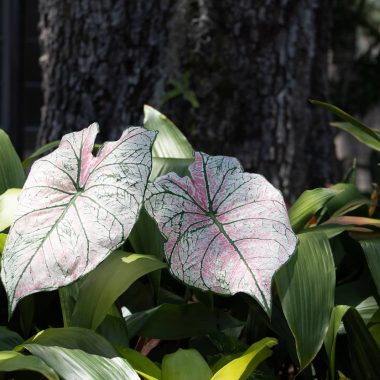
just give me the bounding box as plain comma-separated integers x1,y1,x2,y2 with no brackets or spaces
145,152,297,313
1,124,156,313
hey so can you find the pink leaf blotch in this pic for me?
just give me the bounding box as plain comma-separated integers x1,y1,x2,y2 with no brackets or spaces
145,152,297,314
1,124,156,314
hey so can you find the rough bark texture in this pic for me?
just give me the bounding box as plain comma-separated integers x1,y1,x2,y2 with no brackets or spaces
38,0,336,200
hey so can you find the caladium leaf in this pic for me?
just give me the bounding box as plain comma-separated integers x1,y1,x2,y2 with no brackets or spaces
145,152,297,313
1,124,156,314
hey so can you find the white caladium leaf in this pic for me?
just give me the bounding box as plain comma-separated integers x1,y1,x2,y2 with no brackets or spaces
1,124,156,313
145,152,297,313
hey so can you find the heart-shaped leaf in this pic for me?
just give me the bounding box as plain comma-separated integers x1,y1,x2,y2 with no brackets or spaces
1,124,156,314
145,152,297,313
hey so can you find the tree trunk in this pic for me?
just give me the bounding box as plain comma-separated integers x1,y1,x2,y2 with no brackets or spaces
38,0,336,200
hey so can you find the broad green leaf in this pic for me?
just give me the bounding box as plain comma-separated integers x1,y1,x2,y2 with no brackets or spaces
310,100,380,151
325,216,380,229
325,183,367,217
129,208,166,259
369,309,380,347
96,308,129,347
0,233,7,254
145,152,297,314
324,305,350,380
211,337,277,380
289,188,340,233
300,224,354,239
330,199,369,218
144,105,194,181
117,347,161,380
130,107,194,264
150,157,193,181
332,121,380,152
359,238,380,296
21,327,118,357
343,308,380,379
59,282,80,327
144,105,193,159
355,297,379,327
275,232,335,369
0,326,23,350
0,129,25,194
125,303,243,340
22,140,60,169
0,350,58,379
24,344,139,380
1,124,156,314
70,251,166,329
162,348,212,380
0,188,21,232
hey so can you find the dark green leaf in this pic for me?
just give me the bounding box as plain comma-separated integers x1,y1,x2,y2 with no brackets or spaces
275,232,335,369
359,238,380,296
0,130,25,194
162,349,212,380
125,303,243,340
324,305,350,380
343,308,380,379
70,251,166,330
0,327,23,351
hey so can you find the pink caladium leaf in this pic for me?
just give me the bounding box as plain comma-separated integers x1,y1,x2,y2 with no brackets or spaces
145,152,297,314
1,124,156,314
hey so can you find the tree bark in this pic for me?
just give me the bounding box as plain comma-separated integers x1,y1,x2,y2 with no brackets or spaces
38,0,336,200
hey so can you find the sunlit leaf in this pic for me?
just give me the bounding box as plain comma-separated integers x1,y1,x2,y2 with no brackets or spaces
0,233,7,254
117,347,161,380
1,124,156,314
144,105,194,181
211,337,277,380
21,327,118,356
0,129,25,194
324,216,380,229
144,105,193,159
0,350,58,379
289,188,340,233
0,188,21,232
310,100,380,151
162,349,212,380
369,309,380,348
275,232,335,369
24,345,139,380
145,152,297,314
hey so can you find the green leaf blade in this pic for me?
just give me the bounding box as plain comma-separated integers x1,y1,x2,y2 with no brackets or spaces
275,232,335,369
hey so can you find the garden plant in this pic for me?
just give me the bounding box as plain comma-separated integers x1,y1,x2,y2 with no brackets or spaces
0,102,379,379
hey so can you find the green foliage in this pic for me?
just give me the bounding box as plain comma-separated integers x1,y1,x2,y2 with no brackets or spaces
0,102,379,379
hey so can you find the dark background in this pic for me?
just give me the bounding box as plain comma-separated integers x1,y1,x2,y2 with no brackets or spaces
2,0,380,198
